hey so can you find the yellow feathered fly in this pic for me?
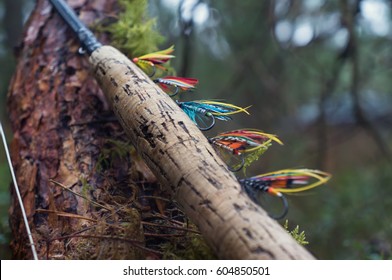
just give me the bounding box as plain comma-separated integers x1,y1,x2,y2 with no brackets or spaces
240,169,331,219
132,45,175,76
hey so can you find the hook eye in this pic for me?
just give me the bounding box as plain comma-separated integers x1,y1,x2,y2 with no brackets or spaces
198,113,215,131
228,154,245,172
167,86,179,97
147,65,156,77
267,193,288,220
78,47,86,55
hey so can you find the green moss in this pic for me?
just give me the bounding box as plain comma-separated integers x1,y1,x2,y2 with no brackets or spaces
96,139,133,172
80,176,93,195
99,0,165,57
160,231,217,260
241,143,272,174
284,220,309,246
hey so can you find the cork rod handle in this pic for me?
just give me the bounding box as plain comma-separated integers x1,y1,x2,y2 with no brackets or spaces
89,45,315,260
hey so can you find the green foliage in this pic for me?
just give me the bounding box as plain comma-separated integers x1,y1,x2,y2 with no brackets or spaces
0,168,11,259
219,142,273,175
0,146,11,259
284,220,309,246
308,161,392,259
160,231,217,260
96,139,133,172
241,143,272,174
79,176,94,200
99,0,165,57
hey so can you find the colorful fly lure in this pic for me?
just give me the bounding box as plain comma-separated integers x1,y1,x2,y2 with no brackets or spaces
178,100,250,130
239,169,331,219
209,129,283,172
132,45,175,77
154,76,199,97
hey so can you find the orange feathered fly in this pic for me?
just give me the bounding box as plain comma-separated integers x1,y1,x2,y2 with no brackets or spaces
209,129,283,171
240,169,331,219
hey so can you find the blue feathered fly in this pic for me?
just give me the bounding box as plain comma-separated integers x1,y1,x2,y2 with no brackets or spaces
177,100,250,130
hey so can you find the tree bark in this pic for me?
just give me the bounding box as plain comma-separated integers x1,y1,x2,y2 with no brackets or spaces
7,0,315,259
7,0,146,259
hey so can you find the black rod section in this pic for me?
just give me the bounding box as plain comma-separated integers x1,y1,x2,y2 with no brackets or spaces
49,0,102,54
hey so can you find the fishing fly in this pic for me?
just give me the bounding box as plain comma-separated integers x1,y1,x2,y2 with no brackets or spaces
132,45,175,77
209,129,283,171
177,100,250,131
154,76,198,97
239,169,331,219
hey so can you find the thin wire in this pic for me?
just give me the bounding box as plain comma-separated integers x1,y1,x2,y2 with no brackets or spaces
0,122,39,260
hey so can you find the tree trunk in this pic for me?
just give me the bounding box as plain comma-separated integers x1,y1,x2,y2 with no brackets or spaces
7,0,147,259
7,0,315,259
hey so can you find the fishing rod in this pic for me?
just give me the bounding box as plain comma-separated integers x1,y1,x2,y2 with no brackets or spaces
0,122,38,260
45,0,315,259
49,0,101,54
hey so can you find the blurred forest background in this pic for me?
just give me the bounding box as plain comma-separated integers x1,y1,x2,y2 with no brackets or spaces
1,0,392,259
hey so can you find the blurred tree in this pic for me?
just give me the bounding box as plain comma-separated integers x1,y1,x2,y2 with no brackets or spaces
0,0,27,260
150,0,392,259
3,0,23,47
